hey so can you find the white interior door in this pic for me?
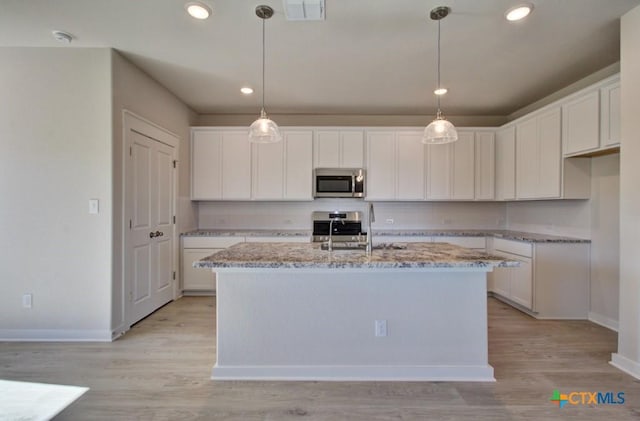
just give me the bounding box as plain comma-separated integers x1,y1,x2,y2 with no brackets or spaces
125,113,177,326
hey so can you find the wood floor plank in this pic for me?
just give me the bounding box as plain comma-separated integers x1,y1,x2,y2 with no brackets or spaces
1,297,639,420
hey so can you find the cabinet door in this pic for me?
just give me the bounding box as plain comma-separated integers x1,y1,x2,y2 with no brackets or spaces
191,130,222,200
426,143,451,199
314,130,364,168
340,131,365,168
314,131,340,168
495,126,515,200
600,81,621,147
474,132,495,200
221,132,252,200
366,131,396,200
492,265,511,299
537,108,562,198
509,256,533,310
515,117,538,199
252,141,284,199
452,131,475,200
182,248,217,291
284,130,313,200
562,90,600,155
396,131,425,200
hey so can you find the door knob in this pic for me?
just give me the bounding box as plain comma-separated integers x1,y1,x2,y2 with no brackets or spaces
149,232,156,238
156,231,163,237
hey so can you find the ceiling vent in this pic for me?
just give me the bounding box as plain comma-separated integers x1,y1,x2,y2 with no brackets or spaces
283,0,325,21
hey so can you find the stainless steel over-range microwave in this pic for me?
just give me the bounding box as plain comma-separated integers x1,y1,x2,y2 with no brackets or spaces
313,168,365,198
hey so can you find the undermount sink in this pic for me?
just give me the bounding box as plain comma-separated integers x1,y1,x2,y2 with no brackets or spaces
320,242,407,251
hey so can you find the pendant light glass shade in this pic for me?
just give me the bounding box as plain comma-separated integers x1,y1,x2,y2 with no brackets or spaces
422,6,457,145
249,5,281,143
423,111,458,144
249,108,282,143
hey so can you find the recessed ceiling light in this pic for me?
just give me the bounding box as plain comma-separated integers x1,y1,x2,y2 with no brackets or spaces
185,2,212,20
505,4,533,21
52,30,73,44
240,87,254,95
434,88,448,96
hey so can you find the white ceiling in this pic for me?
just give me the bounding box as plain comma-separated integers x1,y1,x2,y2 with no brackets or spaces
1,0,639,116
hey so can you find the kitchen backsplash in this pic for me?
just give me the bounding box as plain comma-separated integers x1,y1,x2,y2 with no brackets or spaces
197,199,593,238
197,200,507,231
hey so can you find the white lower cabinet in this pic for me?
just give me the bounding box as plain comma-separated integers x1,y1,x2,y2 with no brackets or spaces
181,237,244,295
490,249,533,310
487,237,590,319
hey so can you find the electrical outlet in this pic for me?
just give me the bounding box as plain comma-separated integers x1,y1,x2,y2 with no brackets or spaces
22,294,32,309
385,218,394,225
374,320,387,337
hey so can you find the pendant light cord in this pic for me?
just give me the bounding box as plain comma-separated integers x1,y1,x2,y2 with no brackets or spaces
261,16,266,114
436,18,441,115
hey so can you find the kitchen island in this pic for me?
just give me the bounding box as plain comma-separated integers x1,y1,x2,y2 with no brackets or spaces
195,242,517,382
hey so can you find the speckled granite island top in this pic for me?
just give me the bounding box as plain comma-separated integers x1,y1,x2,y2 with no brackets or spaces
194,242,519,270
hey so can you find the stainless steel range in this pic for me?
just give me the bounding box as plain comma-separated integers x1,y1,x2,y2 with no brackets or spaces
312,211,367,243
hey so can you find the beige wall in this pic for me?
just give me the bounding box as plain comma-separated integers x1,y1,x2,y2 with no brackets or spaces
612,4,640,378
0,48,113,339
196,114,507,127
589,154,620,329
110,51,198,334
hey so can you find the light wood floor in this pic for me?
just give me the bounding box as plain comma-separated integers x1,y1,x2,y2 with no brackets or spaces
2,297,639,420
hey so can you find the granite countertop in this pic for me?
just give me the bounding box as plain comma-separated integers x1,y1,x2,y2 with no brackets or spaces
182,229,311,238
194,242,520,270
182,228,589,243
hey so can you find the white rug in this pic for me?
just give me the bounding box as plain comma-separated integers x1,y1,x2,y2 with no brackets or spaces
0,379,88,421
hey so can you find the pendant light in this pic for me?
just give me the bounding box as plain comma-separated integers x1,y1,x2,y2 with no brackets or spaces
249,5,282,143
422,6,458,145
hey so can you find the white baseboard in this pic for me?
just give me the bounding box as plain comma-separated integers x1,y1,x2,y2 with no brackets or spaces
588,311,619,332
0,329,113,342
212,364,495,382
611,353,640,380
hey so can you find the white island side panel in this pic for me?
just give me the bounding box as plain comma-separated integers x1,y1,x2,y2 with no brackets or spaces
214,270,493,381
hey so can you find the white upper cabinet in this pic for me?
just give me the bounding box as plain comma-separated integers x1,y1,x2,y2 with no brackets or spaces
537,108,562,198
366,130,425,200
452,131,475,200
474,132,495,200
600,78,621,148
253,129,313,200
495,126,516,201
314,130,364,168
562,90,600,155
192,128,311,201
283,130,314,200
191,129,252,200
562,74,620,156
515,108,562,199
396,132,426,200
427,131,475,200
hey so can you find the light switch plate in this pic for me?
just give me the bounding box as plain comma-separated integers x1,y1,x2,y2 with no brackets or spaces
89,199,99,214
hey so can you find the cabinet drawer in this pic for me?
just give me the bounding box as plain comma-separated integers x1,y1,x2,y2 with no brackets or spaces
434,236,486,249
182,236,244,248
493,238,533,257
